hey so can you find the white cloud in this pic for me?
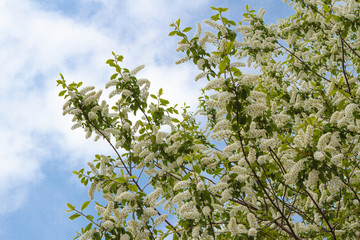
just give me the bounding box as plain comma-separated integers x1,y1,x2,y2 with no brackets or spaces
0,0,210,213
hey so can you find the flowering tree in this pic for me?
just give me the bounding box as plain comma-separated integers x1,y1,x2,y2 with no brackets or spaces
58,1,360,239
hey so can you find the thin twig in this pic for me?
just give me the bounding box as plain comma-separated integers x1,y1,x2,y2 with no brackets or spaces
338,31,351,93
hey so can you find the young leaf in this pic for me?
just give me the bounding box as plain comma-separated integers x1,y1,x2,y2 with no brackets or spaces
69,213,81,220
169,31,178,36
84,223,93,232
175,18,181,27
81,201,91,211
67,203,75,211
128,185,138,192
59,90,67,97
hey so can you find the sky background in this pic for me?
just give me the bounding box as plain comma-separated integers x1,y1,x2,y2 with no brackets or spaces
0,0,293,239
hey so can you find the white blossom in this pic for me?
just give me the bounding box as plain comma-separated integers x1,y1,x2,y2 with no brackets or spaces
114,192,137,202
130,64,145,75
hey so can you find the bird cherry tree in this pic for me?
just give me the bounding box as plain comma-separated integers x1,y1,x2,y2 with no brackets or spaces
58,0,360,239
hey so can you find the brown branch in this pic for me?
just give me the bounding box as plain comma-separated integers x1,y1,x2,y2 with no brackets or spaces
276,42,334,85
336,189,342,219
343,38,360,60
303,189,337,240
236,131,301,239
338,31,351,93
269,147,287,174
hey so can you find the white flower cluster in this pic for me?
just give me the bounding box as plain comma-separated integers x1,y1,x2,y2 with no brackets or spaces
328,176,344,195
304,170,319,188
209,182,229,195
79,229,96,240
284,159,305,185
203,19,227,35
247,212,258,229
144,188,162,206
204,77,226,90
172,190,192,204
175,56,190,65
259,138,278,151
173,180,191,191
247,122,266,138
245,103,266,118
154,214,168,226
115,192,137,202
240,74,259,86
227,217,247,236
144,207,158,218
130,64,145,76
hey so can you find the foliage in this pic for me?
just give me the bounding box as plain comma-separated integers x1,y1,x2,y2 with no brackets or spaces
58,0,360,239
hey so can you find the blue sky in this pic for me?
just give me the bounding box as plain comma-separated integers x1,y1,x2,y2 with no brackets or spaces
0,0,293,239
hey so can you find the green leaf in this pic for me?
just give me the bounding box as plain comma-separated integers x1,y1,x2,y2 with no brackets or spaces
172,118,180,123
175,18,181,27
325,15,332,23
169,31,178,36
59,90,66,97
81,201,91,211
338,77,344,86
182,172,192,180
212,51,223,56
328,89,337,97
117,55,124,62
67,203,75,211
219,59,228,72
150,94,157,99
128,185,138,192
160,99,169,105
323,4,330,12
115,177,127,183
184,155,191,162
210,14,220,21
193,165,201,174
332,15,340,22
232,67,242,77
159,88,163,96
106,59,114,65
218,7,229,13
84,223,93,232
110,73,118,80
225,41,234,54
138,134,145,141
339,89,350,98
226,20,236,26
183,27,192,32
69,213,81,220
